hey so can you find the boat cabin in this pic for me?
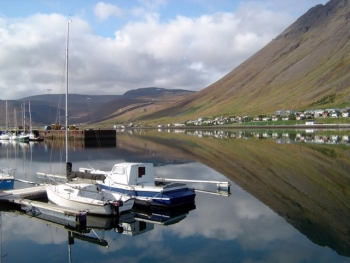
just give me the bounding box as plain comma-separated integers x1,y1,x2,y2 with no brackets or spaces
109,163,155,186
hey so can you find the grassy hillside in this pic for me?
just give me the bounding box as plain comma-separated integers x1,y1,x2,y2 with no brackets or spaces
124,0,350,125
2,1,350,128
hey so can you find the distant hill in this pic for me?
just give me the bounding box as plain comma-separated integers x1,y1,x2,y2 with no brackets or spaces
130,0,350,124
0,87,194,127
123,87,191,98
3,0,350,128
19,94,122,104
82,87,194,125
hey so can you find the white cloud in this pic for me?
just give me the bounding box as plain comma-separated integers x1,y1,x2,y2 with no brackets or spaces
93,2,123,20
0,1,323,99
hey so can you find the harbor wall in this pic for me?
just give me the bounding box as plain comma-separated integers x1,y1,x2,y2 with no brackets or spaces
38,129,116,141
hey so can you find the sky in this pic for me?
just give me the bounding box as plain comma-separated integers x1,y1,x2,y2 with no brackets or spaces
0,0,329,100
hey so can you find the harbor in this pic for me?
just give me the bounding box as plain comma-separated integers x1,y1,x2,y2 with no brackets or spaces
0,129,349,262
0,166,230,231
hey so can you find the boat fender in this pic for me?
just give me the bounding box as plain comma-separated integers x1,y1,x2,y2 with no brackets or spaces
113,200,123,207
115,224,124,234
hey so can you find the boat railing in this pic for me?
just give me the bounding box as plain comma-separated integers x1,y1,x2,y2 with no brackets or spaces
155,177,230,191
0,168,16,177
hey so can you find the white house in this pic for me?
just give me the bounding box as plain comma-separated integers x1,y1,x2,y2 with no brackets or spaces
330,112,339,117
305,120,317,125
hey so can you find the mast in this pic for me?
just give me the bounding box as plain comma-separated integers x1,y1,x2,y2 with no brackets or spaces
65,20,71,164
14,109,17,133
29,101,32,132
5,100,8,131
23,102,26,133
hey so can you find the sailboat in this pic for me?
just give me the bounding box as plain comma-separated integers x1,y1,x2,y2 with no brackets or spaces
46,21,135,216
0,101,12,140
16,103,29,142
10,109,19,141
27,101,43,141
0,103,16,189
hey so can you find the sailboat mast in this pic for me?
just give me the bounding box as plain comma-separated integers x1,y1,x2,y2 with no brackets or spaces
23,102,26,133
29,101,32,131
65,20,71,164
5,100,8,131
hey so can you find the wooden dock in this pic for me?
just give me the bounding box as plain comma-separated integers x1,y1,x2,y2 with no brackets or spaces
0,185,47,200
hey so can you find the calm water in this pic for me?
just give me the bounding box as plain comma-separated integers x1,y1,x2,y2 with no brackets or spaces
0,128,350,263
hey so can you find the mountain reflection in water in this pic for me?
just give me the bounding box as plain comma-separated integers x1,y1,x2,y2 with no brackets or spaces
117,129,350,257
0,128,349,262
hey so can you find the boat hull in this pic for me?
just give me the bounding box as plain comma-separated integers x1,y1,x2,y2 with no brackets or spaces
0,169,15,190
46,184,134,216
0,179,14,190
98,184,196,207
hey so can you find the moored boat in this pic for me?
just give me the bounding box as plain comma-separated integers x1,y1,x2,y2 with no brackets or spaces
0,168,15,190
46,183,134,216
44,21,134,216
78,162,196,207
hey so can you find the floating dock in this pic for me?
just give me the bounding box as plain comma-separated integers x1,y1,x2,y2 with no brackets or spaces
0,186,88,227
0,185,47,200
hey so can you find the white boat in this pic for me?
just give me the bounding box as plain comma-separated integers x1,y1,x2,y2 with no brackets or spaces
0,101,11,140
0,168,15,190
17,132,30,142
27,101,43,141
0,132,11,140
45,21,134,215
10,108,19,140
46,183,134,216
78,162,196,207
10,132,18,140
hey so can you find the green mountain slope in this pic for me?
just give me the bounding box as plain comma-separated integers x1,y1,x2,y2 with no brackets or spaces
138,0,350,123
2,0,350,127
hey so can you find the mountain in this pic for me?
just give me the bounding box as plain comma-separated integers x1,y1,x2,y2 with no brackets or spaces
134,0,350,123
2,0,349,128
0,87,194,128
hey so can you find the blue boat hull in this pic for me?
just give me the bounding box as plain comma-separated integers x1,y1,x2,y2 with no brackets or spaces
98,184,196,207
0,179,14,190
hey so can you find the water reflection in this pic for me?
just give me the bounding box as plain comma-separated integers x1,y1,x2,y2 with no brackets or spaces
116,129,350,258
0,202,195,262
129,128,350,145
1,129,350,262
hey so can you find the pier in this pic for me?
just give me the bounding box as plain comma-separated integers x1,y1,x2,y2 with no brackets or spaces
38,129,116,141
0,186,88,228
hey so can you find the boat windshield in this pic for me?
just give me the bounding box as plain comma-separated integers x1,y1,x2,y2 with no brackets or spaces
112,166,125,175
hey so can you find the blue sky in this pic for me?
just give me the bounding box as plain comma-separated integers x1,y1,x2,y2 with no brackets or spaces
0,0,329,99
